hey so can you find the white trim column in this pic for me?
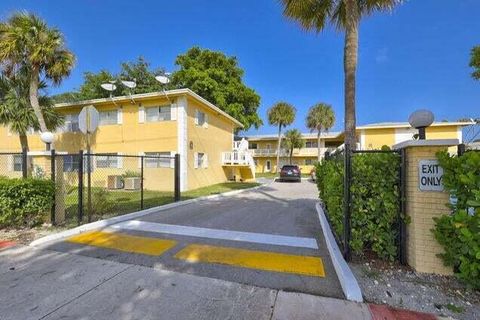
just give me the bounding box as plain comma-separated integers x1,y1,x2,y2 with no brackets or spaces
176,96,188,191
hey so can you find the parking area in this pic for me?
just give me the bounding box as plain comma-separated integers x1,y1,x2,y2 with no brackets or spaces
46,180,344,299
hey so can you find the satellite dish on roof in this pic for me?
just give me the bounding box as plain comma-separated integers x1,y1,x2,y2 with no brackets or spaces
101,83,117,92
121,80,136,89
155,75,170,84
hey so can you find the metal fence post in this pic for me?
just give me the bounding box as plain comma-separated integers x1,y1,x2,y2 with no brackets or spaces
399,148,407,265
78,150,84,225
50,149,56,225
87,153,92,223
140,155,144,210
22,147,28,178
174,153,181,202
343,144,352,261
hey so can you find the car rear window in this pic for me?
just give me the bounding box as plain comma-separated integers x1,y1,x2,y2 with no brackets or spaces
282,165,298,170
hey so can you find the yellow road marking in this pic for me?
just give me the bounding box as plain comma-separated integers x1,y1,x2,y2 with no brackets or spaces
67,231,177,256
175,244,325,277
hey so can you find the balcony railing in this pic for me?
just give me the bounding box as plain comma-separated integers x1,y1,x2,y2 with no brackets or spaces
222,151,253,166
249,147,337,157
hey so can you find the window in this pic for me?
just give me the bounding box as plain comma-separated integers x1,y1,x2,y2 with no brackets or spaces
64,114,80,132
144,152,171,168
249,143,258,149
64,155,80,172
99,110,118,125
305,141,318,148
266,160,271,172
13,155,23,172
196,110,206,126
305,159,314,165
146,106,171,122
266,144,271,150
197,152,205,168
96,153,118,168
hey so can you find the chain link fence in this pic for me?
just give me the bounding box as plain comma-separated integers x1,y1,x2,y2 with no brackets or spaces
0,150,180,227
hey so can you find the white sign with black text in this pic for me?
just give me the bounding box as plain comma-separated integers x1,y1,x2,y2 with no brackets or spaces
418,160,444,191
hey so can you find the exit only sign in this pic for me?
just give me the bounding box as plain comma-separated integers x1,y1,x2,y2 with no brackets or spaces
418,160,444,191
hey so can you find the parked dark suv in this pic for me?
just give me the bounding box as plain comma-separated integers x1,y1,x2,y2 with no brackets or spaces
279,165,301,182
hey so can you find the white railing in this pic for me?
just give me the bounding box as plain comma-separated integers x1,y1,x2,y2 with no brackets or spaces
222,151,250,165
249,147,337,157
250,149,288,157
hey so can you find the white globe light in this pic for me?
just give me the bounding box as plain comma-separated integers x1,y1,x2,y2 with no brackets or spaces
40,131,55,144
408,109,434,129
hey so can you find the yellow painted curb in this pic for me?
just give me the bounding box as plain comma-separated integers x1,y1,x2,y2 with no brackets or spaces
67,231,177,256
175,244,325,277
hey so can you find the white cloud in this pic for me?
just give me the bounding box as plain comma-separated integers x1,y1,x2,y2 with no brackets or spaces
375,47,389,64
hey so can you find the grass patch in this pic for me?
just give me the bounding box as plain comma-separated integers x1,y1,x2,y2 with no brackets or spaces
445,303,464,314
62,182,260,227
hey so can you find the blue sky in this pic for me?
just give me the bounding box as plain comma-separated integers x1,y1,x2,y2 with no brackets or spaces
1,0,479,136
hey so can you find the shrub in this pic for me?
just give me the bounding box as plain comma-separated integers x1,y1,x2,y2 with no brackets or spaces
0,177,55,228
433,151,480,288
90,188,115,217
316,152,401,260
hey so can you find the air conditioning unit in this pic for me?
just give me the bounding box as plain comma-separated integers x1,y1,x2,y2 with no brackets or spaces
124,177,141,190
107,175,123,189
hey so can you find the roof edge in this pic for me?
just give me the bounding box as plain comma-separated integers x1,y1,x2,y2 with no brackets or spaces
54,88,244,128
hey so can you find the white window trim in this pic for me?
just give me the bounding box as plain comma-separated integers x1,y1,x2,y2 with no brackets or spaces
139,107,145,123
99,109,120,126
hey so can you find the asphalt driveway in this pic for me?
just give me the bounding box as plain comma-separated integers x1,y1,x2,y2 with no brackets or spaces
47,179,344,299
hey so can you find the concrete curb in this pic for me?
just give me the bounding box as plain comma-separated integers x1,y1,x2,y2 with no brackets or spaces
30,183,268,247
316,202,363,302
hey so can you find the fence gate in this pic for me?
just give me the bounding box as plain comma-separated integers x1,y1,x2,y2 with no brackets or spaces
325,144,406,264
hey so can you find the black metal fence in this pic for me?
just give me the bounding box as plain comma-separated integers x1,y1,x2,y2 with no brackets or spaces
0,149,180,227
324,144,406,264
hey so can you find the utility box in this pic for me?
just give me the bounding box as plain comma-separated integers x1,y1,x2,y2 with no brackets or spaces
124,177,141,190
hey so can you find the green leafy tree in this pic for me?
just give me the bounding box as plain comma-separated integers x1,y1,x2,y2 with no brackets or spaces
52,57,170,103
283,129,305,164
171,47,262,130
118,56,166,94
0,68,64,150
77,70,119,100
306,103,335,161
0,12,75,133
268,102,296,172
280,0,402,149
469,45,480,80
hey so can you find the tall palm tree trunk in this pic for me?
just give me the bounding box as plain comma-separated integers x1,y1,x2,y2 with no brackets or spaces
19,134,29,151
344,0,358,150
317,129,322,162
276,124,282,173
29,67,48,133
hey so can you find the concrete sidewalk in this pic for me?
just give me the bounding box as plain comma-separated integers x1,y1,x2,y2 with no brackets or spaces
1,244,371,320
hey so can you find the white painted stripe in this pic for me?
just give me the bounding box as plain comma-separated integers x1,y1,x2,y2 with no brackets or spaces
108,220,319,249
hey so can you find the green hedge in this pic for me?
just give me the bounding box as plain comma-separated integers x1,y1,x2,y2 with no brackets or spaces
433,151,480,288
316,152,401,260
0,177,55,228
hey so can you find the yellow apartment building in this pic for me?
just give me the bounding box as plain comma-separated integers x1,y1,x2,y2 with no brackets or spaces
246,121,471,173
0,89,255,191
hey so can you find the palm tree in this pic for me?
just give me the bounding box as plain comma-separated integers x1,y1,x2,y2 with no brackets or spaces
268,102,296,172
280,0,402,149
283,129,305,164
0,12,75,133
306,103,335,161
0,68,64,150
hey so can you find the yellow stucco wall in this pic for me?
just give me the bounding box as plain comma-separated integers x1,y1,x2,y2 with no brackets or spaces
186,97,234,190
254,156,316,173
0,93,240,191
362,128,396,149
